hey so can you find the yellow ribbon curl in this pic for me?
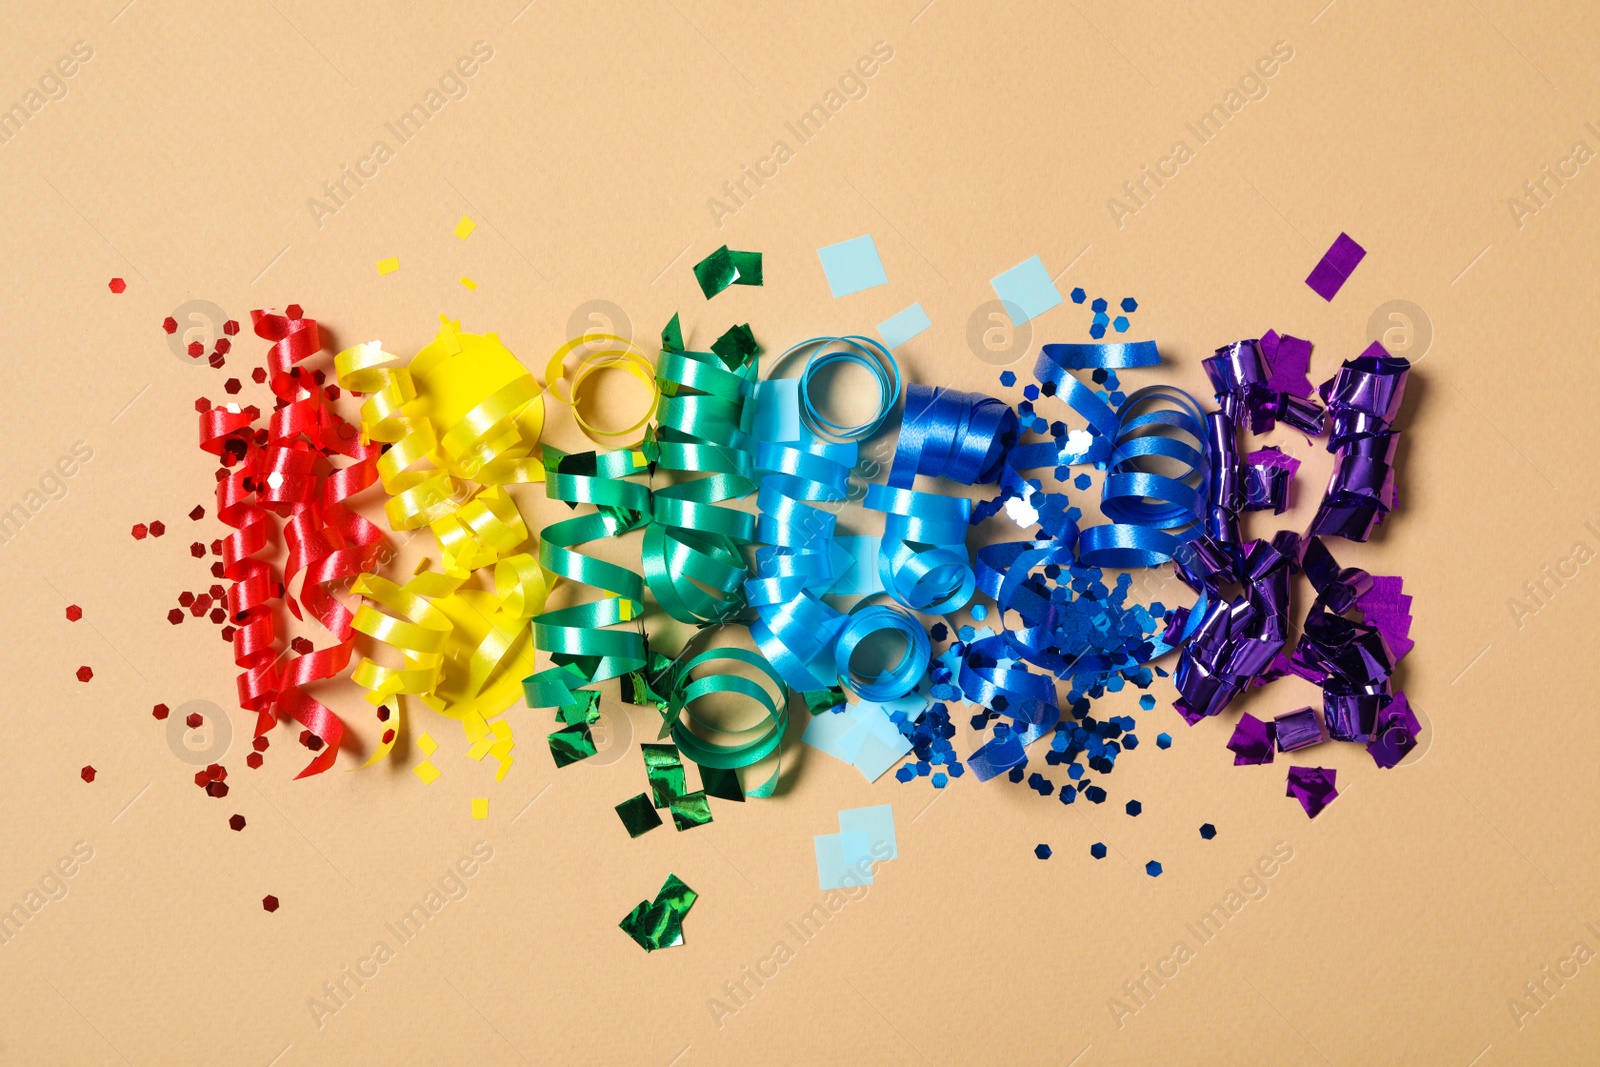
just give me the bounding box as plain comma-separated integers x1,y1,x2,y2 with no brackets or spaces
335,319,557,781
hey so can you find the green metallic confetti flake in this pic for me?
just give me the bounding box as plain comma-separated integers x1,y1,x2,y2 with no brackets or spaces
615,793,664,838
693,246,739,299
699,764,745,803
620,655,671,714
669,791,713,830
803,686,847,716
556,688,602,726
547,724,597,768
729,249,763,286
711,323,761,369
661,311,684,353
693,247,762,298
619,873,698,951
643,743,687,807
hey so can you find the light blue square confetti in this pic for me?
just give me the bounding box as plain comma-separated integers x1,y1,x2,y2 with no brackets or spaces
877,302,932,350
752,379,800,443
815,830,876,890
817,235,888,298
831,536,884,596
990,255,1063,326
838,803,897,861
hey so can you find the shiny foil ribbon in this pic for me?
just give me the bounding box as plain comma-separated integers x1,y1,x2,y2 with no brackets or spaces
201,307,385,777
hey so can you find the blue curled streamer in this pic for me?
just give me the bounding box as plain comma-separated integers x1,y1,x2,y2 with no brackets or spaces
744,380,929,701
1076,384,1210,568
866,385,1017,613
768,335,902,444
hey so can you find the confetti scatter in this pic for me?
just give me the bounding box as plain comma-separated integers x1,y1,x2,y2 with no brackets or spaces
75,666,93,683
816,234,888,298
619,873,697,952
108,277,126,294
80,766,95,783
1034,843,1052,859
152,703,169,720
693,245,763,298
1199,823,1217,840
1145,860,1163,877
376,257,400,275
65,605,82,621
471,798,489,820
453,216,476,239
1090,843,1107,859
615,793,664,838
131,523,148,540
460,276,477,291
1287,766,1338,818
229,814,246,831
262,895,279,913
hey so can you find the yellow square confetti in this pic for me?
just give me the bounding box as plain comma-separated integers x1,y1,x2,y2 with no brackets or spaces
460,276,477,291
414,761,440,785
416,731,438,758
453,216,476,240
471,798,489,820
376,256,400,275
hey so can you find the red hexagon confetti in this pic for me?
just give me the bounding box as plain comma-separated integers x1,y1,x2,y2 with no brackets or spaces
229,814,246,831
81,766,96,782
246,752,264,769
152,703,170,720
186,712,204,729
163,316,178,334
149,520,166,537
167,608,184,625
132,523,149,540
65,605,82,621
262,895,279,912
223,319,240,336
189,504,205,520
108,278,126,294
76,666,93,683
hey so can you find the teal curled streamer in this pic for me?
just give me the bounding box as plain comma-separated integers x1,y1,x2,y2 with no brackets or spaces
523,446,653,712
768,335,901,443
865,384,1016,613
1076,385,1210,568
642,337,758,623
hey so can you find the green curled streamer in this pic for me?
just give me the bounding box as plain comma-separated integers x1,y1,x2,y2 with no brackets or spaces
663,645,789,798
642,326,759,623
523,445,654,726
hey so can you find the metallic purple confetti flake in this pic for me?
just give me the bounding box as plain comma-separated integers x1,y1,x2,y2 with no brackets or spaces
1286,765,1338,818
1274,706,1326,752
1305,232,1366,301
1226,713,1275,765
1366,691,1421,769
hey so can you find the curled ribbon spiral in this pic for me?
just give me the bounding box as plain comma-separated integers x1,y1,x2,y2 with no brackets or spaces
643,337,758,624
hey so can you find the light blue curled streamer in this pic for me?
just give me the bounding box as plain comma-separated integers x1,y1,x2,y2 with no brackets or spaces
767,335,902,444
1076,384,1210,568
866,384,1017,613
744,380,928,701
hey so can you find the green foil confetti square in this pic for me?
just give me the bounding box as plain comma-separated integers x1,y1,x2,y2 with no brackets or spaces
643,743,686,807
729,249,763,286
615,793,664,838
669,790,713,831
711,323,760,369
803,686,847,717
661,311,684,353
556,688,602,726
547,724,597,768
693,246,762,298
699,764,745,803
619,873,698,951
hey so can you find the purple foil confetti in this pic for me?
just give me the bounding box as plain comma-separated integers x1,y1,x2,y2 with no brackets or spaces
1226,713,1276,765
1286,765,1338,818
1305,233,1366,301
1274,706,1325,752
1366,691,1421,769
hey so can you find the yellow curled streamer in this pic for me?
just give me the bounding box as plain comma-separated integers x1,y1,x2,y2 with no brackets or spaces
544,333,661,446
336,319,558,780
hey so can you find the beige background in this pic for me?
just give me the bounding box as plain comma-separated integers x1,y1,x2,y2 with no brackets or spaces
2,0,1598,1064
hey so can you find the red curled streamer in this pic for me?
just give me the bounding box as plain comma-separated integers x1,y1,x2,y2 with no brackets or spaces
199,307,385,777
